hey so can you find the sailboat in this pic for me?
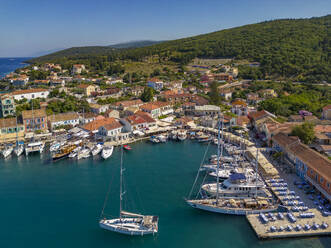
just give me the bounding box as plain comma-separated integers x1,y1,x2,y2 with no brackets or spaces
2,144,13,158
99,146,158,235
13,116,24,156
186,114,278,215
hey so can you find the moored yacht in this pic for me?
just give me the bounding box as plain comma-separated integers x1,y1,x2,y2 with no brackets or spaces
2,145,13,158
77,148,91,160
91,143,103,156
102,145,114,159
177,130,187,141
14,144,24,157
201,173,268,197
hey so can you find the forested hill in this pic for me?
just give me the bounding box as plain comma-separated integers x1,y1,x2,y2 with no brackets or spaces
29,15,330,82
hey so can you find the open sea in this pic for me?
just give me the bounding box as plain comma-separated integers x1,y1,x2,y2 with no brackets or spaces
0,57,31,79
0,141,329,248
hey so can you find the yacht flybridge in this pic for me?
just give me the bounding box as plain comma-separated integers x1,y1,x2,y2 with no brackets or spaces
99,146,158,236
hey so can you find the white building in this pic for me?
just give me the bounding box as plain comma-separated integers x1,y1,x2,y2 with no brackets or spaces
98,119,123,141
48,112,80,130
11,88,49,101
193,105,220,116
147,78,163,91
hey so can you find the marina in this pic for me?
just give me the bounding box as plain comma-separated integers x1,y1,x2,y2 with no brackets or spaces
0,138,330,248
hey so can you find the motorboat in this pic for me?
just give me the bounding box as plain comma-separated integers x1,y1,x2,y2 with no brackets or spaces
156,134,167,143
123,145,132,150
177,130,187,141
149,136,160,143
91,144,103,156
102,145,114,159
52,145,76,161
77,148,91,160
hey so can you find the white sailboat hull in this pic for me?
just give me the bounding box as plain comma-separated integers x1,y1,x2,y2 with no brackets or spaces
186,200,277,216
14,145,24,157
99,218,157,236
2,147,13,158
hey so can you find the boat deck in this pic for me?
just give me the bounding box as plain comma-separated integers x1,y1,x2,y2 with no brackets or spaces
246,209,331,239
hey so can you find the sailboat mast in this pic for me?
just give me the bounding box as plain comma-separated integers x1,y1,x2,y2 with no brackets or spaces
15,115,18,145
119,145,124,219
216,113,221,204
255,147,259,198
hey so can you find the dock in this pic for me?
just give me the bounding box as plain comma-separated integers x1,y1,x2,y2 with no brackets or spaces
246,209,331,239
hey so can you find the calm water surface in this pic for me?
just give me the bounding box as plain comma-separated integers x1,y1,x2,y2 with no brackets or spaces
0,57,31,78
0,141,329,248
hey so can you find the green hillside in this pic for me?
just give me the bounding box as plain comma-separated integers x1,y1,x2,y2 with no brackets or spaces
29,15,330,82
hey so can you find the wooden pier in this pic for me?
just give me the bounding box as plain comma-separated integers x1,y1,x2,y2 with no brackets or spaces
246,209,331,239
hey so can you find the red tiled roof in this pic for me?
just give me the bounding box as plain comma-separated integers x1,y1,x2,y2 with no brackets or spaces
314,125,331,133
135,111,156,123
322,105,331,111
249,110,270,121
126,115,147,125
83,117,118,131
11,88,48,95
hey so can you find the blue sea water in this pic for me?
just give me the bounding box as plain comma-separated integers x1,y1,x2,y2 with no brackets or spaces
0,57,31,78
0,141,329,248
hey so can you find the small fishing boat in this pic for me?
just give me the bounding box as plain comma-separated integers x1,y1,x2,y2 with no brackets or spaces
50,141,66,152
149,136,160,144
123,145,132,150
102,145,114,159
197,135,212,143
170,130,178,140
91,143,103,156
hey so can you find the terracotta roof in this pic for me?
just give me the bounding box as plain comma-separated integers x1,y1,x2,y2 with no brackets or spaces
140,102,160,111
11,88,48,95
22,109,46,119
102,119,123,131
249,110,270,121
272,132,300,148
135,111,156,123
83,117,120,131
114,99,143,107
0,117,23,128
314,125,331,134
78,84,93,89
303,115,318,121
236,116,250,126
231,99,247,107
48,112,79,123
148,78,162,82
126,115,147,125
289,142,331,182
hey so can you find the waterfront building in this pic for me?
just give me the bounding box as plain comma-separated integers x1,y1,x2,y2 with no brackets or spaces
0,93,15,117
139,101,173,118
272,132,331,201
48,112,80,130
121,114,148,132
22,108,47,132
0,117,24,142
98,118,123,140
11,88,49,101
82,117,119,133
147,78,163,91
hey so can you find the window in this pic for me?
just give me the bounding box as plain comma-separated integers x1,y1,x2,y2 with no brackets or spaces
327,183,330,189
320,177,324,183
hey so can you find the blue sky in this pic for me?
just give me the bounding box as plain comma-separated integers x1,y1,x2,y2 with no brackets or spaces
0,0,330,57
